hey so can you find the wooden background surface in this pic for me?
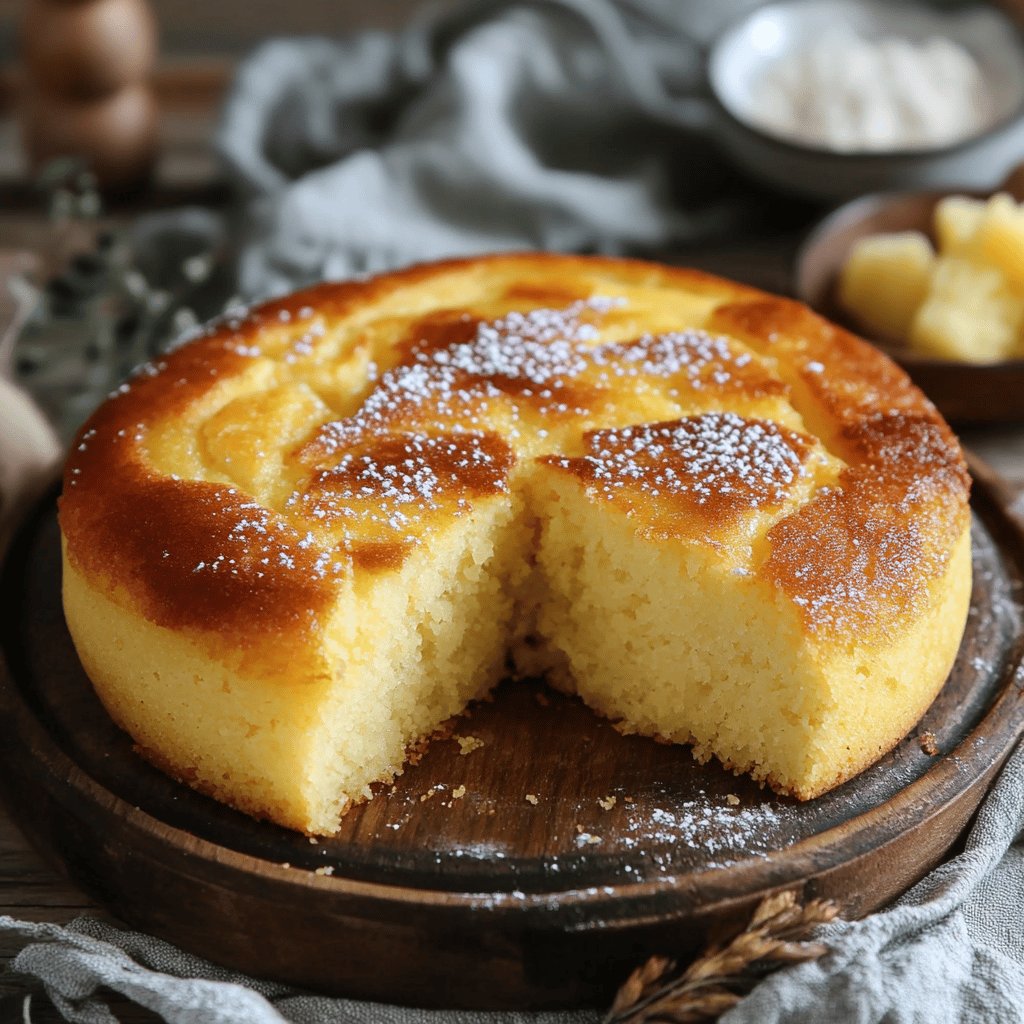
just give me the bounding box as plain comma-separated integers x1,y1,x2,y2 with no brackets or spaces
0,0,434,61
0,1,1023,1020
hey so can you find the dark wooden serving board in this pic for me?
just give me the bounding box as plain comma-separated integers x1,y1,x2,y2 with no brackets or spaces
1,458,1023,1010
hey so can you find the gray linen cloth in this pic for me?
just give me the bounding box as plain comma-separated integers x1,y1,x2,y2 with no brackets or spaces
2,0,1023,1020
216,0,759,299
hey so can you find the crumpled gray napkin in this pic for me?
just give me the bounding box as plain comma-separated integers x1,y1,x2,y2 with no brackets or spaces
722,737,1024,1024
216,0,760,299
1,918,592,1024
3,738,1022,1023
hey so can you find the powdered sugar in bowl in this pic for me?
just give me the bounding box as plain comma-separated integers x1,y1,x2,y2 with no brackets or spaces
708,0,1024,201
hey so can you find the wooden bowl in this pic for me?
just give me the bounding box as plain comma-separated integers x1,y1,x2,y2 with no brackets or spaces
794,184,1024,424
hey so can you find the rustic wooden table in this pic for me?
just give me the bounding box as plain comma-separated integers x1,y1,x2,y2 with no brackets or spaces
0,59,1022,1024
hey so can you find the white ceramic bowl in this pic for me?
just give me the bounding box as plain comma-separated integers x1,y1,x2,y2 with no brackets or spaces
707,0,1024,202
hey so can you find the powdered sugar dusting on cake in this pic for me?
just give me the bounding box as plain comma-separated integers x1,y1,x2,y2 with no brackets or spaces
593,330,757,388
290,432,513,545
179,494,349,583
426,299,629,382
312,298,623,453
72,290,823,583
79,291,823,583
552,413,813,512
308,300,778,466
279,301,811,556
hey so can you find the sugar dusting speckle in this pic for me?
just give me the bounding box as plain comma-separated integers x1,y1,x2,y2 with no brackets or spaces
311,297,622,453
287,432,512,544
617,791,784,868
552,412,813,513
72,291,813,587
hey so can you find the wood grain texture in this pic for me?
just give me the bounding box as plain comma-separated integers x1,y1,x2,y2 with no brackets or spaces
0,457,1021,1010
0,802,158,1022
0,0,440,62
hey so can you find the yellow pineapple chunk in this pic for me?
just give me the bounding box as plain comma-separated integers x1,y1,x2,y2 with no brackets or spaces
933,195,986,255
967,193,1024,288
910,257,1024,362
837,232,935,342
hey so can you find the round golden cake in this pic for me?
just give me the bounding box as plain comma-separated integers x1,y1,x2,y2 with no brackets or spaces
59,254,972,835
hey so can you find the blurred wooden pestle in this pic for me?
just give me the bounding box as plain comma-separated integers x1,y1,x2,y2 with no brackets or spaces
19,0,159,194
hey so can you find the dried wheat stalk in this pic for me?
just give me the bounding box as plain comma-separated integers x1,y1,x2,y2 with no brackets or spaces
605,891,840,1024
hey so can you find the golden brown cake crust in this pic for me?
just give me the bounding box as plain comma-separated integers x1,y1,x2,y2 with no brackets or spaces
59,253,970,658
707,299,970,639
541,413,819,538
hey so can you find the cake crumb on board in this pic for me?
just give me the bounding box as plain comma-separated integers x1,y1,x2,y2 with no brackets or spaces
455,735,485,755
525,793,539,805
598,795,617,810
